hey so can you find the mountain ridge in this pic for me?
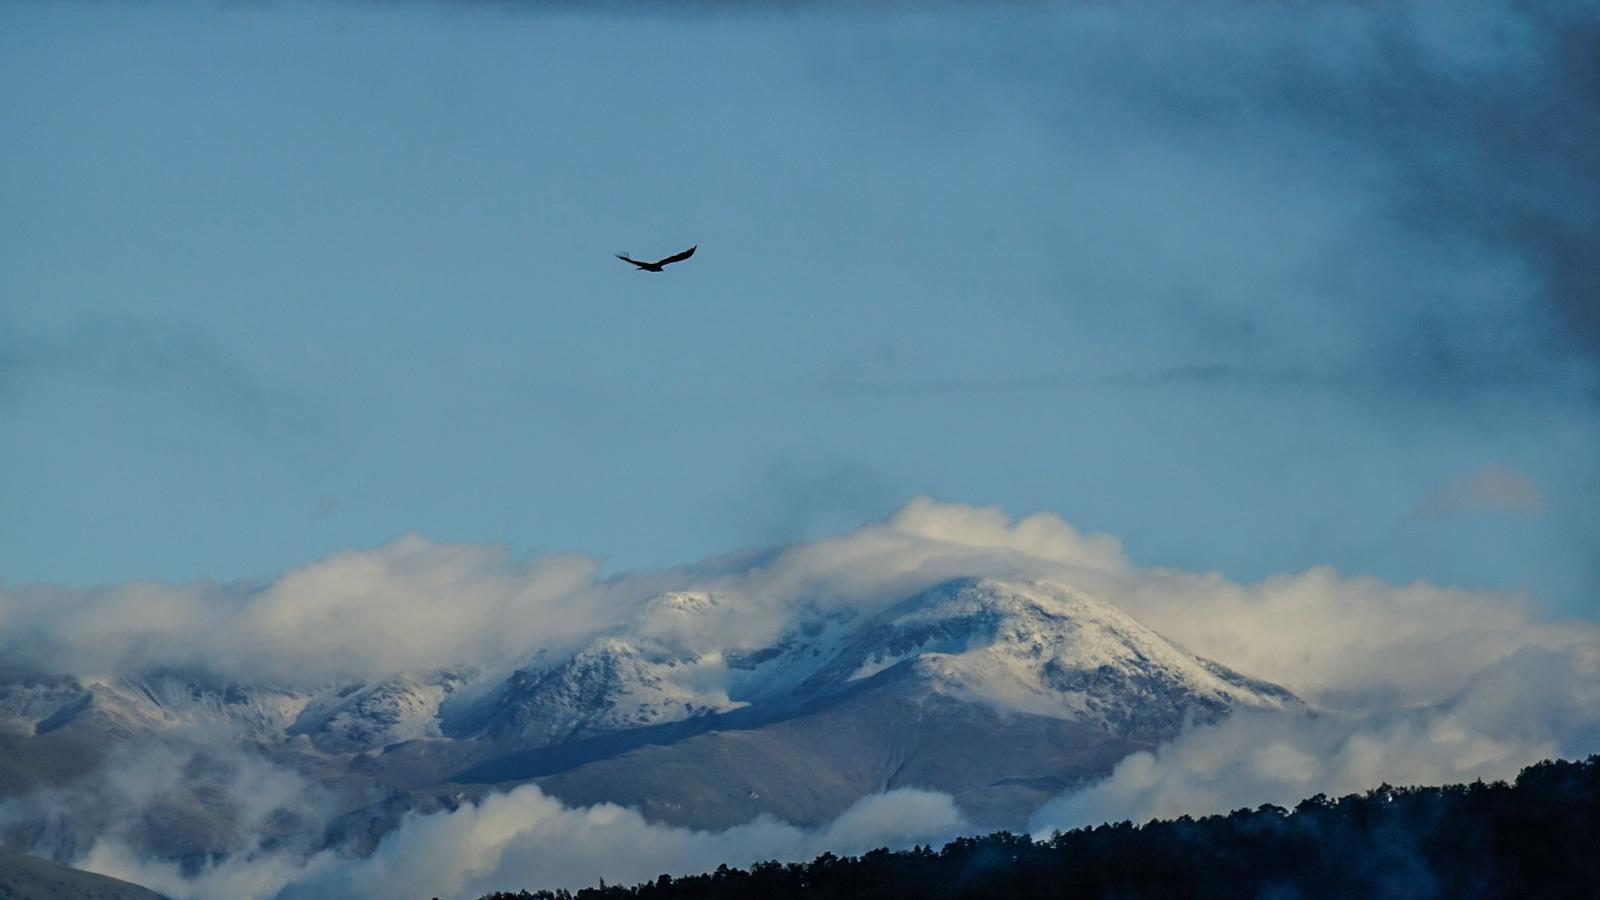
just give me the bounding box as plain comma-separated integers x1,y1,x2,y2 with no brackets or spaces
0,577,1309,861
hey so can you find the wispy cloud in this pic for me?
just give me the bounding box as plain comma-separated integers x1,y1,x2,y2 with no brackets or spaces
1413,463,1544,518
719,458,903,546
823,363,1313,397
0,316,317,441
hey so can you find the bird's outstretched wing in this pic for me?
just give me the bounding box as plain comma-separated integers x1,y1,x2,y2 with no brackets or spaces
616,253,649,268
654,245,696,266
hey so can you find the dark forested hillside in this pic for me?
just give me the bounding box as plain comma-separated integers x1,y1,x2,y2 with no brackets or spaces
0,843,167,900
474,756,1600,900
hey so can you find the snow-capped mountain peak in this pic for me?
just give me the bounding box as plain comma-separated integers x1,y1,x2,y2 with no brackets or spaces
802,577,1303,738
457,577,1304,749
0,575,1312,852
1,577,1302,760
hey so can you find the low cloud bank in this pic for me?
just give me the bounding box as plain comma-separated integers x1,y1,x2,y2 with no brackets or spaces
301,786,964,900
0,734,337,899
80,787,966,900
1031,645,1600,834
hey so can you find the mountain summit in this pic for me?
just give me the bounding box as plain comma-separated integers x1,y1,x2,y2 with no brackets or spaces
479,578,1304,828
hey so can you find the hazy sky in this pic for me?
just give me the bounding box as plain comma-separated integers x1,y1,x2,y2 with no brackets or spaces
3,0,1596,614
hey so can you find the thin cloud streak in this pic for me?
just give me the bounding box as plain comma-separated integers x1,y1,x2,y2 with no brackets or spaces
0,316,319,441
1413,463,1545,519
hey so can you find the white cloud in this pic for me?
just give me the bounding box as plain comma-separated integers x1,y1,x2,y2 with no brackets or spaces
1030,643,1599,833
303,786,963,900
0,540,620,685
6,496,1581,707
76,787,965,900
1096,564,1582,708
0,732,337,896
0,497,1129,686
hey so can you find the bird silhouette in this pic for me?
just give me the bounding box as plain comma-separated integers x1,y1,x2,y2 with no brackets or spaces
615,245,696,272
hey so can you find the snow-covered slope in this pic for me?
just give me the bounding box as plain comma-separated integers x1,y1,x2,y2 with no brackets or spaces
455,577,1304,751
290,669,474,751
804,578,1303,739
108,670,312,734
0,668,469,753
0,670,278,739
495,578,1309,830
463,638,745,747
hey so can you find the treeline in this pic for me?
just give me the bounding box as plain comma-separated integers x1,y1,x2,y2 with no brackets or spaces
474,756,1600,900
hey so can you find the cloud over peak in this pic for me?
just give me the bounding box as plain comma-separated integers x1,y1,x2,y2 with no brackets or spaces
0,497,1587,708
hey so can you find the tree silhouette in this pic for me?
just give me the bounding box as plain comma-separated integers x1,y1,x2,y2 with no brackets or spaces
477,756,1600,900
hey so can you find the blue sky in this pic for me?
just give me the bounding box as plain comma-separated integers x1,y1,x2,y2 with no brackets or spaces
2,0,1596,615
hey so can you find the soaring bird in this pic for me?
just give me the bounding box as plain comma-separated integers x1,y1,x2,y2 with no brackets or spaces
615,245,696,272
